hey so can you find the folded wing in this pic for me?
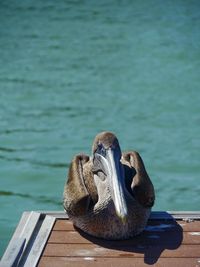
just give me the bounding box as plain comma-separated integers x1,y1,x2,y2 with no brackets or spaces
122,151,155,208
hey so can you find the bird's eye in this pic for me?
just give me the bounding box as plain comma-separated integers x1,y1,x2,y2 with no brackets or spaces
97,143,102,149
96,143,106,157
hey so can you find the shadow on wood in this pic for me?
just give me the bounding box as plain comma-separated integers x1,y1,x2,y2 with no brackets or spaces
75,212,183,265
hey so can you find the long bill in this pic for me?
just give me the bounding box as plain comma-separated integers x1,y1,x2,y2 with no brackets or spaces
96,147,128,223
107,148,128,223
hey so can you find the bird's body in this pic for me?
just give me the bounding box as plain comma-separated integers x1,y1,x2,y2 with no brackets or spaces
63,132,155,240
68,189,151,240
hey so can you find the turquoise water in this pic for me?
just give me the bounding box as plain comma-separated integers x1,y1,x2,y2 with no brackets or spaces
0,0,200,256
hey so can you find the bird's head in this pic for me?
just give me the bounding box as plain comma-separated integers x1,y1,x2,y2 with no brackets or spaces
92,132,128,223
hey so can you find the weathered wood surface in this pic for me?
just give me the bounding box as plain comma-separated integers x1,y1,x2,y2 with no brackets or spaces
38,217,200,267
1,212,199,267
39,258,200,267
0,211,41,267
22,215,55,267
0,212,55,267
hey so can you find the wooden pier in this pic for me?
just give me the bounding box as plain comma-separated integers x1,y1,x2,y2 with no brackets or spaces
1,211,200,267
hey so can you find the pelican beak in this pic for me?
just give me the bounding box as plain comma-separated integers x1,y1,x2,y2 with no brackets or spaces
94,146,128,224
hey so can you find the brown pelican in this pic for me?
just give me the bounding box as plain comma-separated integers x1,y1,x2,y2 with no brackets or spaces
63,132,155,240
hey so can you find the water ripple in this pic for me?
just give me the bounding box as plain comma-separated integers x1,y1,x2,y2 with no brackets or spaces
0,128,51,135
16,106,97,119
0,190,61,206
0,146,38,153
0,155,69,169
0,147,16,152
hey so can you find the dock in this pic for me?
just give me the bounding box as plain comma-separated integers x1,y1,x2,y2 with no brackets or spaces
1,211,200,267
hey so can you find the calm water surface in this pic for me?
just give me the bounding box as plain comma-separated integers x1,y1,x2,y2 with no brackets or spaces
0,0,200,256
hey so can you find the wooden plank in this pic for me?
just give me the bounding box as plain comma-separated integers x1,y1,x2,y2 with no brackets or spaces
53,220,75,231
166,211,200,220
38,257,200,267
145,221,200,234
19,212,41,246
22,215,56,267
48,230,200,245
146,220,200,232
2,211,200,267
37,211,69,219
43,243,200,258
0,212,41,267
53,219,200,232
151,211,200,220
0,238,26,267
37,211,200,220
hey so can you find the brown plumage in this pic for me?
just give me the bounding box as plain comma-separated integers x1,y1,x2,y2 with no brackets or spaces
63,132,155,240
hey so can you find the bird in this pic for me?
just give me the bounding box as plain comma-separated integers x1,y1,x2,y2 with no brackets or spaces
63,131,155,240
